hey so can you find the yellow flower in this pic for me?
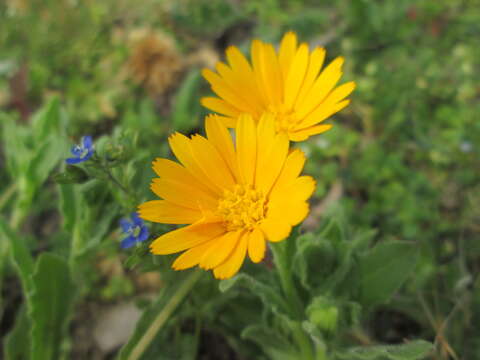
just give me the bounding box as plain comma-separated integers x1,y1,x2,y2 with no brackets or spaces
201,32,355,142
138,114,315,279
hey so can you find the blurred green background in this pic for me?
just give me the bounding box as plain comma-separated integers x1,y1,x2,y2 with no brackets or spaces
1,0,479,359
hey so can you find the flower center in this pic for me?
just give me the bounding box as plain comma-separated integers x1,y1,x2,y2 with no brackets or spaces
268,106,302,133
132,226,141,238
73,145,90,159
80,147,89,159
217,184,266,231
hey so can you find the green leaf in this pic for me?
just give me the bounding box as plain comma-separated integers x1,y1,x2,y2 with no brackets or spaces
58,184,77,233
31,96,63,142
219,273,290,317
0,217,35,293
4,305,31,360
336,340,433,360
0,113,31,178
25,136,66,199
30,253,75,360
358,241,419,306
241,325,299,360
171,69,202,131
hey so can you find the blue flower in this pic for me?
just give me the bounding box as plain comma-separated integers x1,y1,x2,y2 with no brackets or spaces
66,135,94,164
120,212,149,248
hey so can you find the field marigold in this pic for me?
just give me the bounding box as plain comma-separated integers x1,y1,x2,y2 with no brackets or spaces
201,32,355,141
138,114,315,279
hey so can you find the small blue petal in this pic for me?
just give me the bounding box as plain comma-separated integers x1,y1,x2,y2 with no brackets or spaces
131,212,143,226
66,157,83,165
120,219,132,233
138,226,149,242
121,235,137,249
82,135,93,149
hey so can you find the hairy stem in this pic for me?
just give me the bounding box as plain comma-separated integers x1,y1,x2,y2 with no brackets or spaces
271,240,314,360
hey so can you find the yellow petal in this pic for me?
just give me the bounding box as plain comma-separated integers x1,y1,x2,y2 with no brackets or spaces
212,115,237,128
225,46,264,111
150,221,225,255
294,47,326,108
150,178,217,210
202,68,254,113
299,99,350,129
255,113,276,187
200,97,242,117
215,61,262,114
260,43,282,106
205,114,239,181
138,200,202,224
271,149,306,191
289,124,333,142
172,240,216,270
151,157,214,198
251,39,270,107
255,132,289,194
213,234,248,279
260,218,291,242
268,200,310,226
200,230,242,270
236,114,257,185
278,31,298,80
284,43,309,109
190,134,235,190
247,228,266,263
295,56,344,120
271,175,316,203
323,81,355,105
168,133,220,195
226,46,253,76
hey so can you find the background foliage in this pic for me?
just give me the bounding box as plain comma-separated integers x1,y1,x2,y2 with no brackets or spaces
1,0,479,359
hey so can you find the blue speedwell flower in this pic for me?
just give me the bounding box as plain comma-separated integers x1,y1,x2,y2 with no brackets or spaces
66,135,94,164
120,212,149,248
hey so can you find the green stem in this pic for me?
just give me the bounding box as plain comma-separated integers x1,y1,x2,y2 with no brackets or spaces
271,241,314,360
103,166,132,198
127,270,203,360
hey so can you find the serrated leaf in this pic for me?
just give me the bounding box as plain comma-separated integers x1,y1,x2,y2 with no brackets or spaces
358,241,418,306
293,233,336,291
30,253,75,360
4,305,31,360
219,273,289,317
241,325,298,360
336,340,433,360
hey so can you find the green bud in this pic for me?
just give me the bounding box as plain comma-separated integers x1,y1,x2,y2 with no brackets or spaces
306,297,339,334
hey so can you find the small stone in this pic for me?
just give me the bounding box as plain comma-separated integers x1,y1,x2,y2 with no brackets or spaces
93,302,141,352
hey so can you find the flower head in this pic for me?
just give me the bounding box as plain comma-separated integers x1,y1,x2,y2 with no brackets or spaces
120,212,149,249
66,135,94,164
138,114,315,279
127,30,183,95
201,32,355,141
